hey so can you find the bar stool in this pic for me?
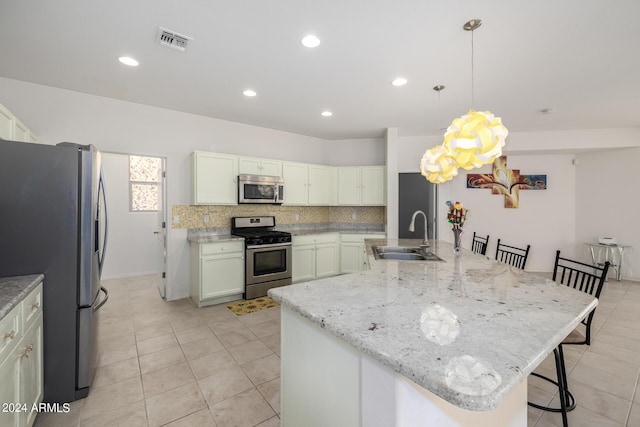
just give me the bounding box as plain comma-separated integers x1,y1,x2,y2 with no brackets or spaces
494,239,530,270
471,232,489,255
528,251,610,427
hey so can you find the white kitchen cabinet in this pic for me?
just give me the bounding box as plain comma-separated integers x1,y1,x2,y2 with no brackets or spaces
13,119,29,142
0,282,43,427
337,166,386,206
238,156,282,177
0,103,37,143
282,162,308,205
292,233,339,282
191,151,238,205
190,240,245,307
0,103,14,140
340,233,386,273
308,164,336,206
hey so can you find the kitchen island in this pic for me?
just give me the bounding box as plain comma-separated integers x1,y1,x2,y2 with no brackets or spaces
269,239,597,427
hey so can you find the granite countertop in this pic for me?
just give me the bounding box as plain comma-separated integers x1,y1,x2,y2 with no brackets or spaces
187,234,244,243
0,274,44,321
269,239,597,412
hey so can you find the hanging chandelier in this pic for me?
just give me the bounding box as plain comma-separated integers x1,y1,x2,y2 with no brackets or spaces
420,19,508,184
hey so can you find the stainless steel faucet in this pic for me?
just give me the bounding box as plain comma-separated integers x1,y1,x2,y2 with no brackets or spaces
409,210,429,247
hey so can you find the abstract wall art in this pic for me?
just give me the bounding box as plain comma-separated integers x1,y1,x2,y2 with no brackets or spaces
466,156,546,208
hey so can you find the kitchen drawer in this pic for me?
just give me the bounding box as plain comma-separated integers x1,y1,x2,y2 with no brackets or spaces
293,233,339,246
200,241,244,256
0,302,21,361
340,233,386,243
23,283,43,332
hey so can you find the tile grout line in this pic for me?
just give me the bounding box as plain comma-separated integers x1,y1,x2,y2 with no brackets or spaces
624,369,640,427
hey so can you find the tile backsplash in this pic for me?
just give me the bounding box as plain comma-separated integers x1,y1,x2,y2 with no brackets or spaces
172,205,385,229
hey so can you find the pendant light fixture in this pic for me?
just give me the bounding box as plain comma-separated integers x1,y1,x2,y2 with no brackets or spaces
420,19,508,184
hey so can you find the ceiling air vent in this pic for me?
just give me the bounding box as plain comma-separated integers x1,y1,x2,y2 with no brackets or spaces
157,27,192,52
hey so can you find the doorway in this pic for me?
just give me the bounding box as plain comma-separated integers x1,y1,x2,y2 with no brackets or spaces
398,173,437,240
100,152,167,295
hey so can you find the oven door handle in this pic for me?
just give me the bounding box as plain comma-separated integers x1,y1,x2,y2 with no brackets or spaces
246,242,292,250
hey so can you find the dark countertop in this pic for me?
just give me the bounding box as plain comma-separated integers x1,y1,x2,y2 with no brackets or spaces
0,274,44,321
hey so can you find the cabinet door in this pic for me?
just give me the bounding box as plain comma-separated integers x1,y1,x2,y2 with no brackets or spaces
238,156,262,175
192,152,238,205
0,351,19,427
13,119,28,142
340,242,364,274
0,104,14,140
200,253,244,299
20,319,43,427
308,165,334,206
361,167,385,205
315,243,339,278
292,244,315,282
337,167,361,205
260,159,283,177
282,162,308,205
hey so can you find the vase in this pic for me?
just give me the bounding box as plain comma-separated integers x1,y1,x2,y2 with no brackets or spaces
452,227,462,254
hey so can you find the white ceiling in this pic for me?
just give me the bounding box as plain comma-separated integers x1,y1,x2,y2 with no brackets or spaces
1,0,639,140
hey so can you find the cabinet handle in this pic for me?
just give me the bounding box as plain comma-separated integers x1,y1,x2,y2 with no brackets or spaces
31,302,40,310
4,330,15,340
21,344,33,358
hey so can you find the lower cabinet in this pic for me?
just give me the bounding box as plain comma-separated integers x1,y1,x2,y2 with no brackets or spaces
0,282,43,427
292,234,339,283
190,240,245,307
340,233,386,273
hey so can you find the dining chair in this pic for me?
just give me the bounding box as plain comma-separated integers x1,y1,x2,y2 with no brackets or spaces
494,239,530,270
528,251,610,427
471,232,489,255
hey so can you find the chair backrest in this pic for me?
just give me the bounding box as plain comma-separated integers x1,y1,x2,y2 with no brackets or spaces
552,250,610,345
471,232,489,255
495,239,531,270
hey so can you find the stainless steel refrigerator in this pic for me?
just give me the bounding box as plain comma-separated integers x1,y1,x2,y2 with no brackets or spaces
0,139,108,403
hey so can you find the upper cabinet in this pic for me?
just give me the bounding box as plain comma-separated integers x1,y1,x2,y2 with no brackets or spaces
308,165,336,206
0,103,37,142
282,161,308,205
0,104,13,140
191,150,385,207
238,156,282,177
337,166,385,206
192,151,238,205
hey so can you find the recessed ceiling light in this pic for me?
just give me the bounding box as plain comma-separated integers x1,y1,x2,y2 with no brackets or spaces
539,108,556,114
392,77,408,86
301,35,321,48
118,56,139,67
321,111,333,117
243,89,257,97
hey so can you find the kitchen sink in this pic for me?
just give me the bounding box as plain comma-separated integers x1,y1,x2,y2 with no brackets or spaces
373,246,422,254
372,246,444,262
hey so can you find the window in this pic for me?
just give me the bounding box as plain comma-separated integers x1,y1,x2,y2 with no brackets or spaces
129,155,162,212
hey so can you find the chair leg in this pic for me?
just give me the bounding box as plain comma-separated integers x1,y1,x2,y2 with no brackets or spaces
528,345,575,427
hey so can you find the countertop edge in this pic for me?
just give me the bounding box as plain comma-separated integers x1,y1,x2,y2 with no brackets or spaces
0,274,44,321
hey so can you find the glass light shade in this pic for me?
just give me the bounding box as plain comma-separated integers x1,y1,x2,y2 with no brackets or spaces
420,144,459,184
442,109,508,170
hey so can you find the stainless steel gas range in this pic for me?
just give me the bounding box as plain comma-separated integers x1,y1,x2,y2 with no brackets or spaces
231,216,292,299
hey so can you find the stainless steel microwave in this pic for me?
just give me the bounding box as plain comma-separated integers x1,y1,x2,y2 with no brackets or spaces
238,174,284,204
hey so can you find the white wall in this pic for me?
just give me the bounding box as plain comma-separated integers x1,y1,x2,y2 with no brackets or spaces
575,147,640,280
0,77,380,300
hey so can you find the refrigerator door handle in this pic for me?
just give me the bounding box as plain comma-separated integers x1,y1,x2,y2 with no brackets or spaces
98,167,109,277
95,286,109,311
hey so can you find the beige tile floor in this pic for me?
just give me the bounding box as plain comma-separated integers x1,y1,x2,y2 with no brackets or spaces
33,274,640,426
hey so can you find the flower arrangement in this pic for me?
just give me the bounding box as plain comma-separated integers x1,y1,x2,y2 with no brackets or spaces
446,201,468,229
